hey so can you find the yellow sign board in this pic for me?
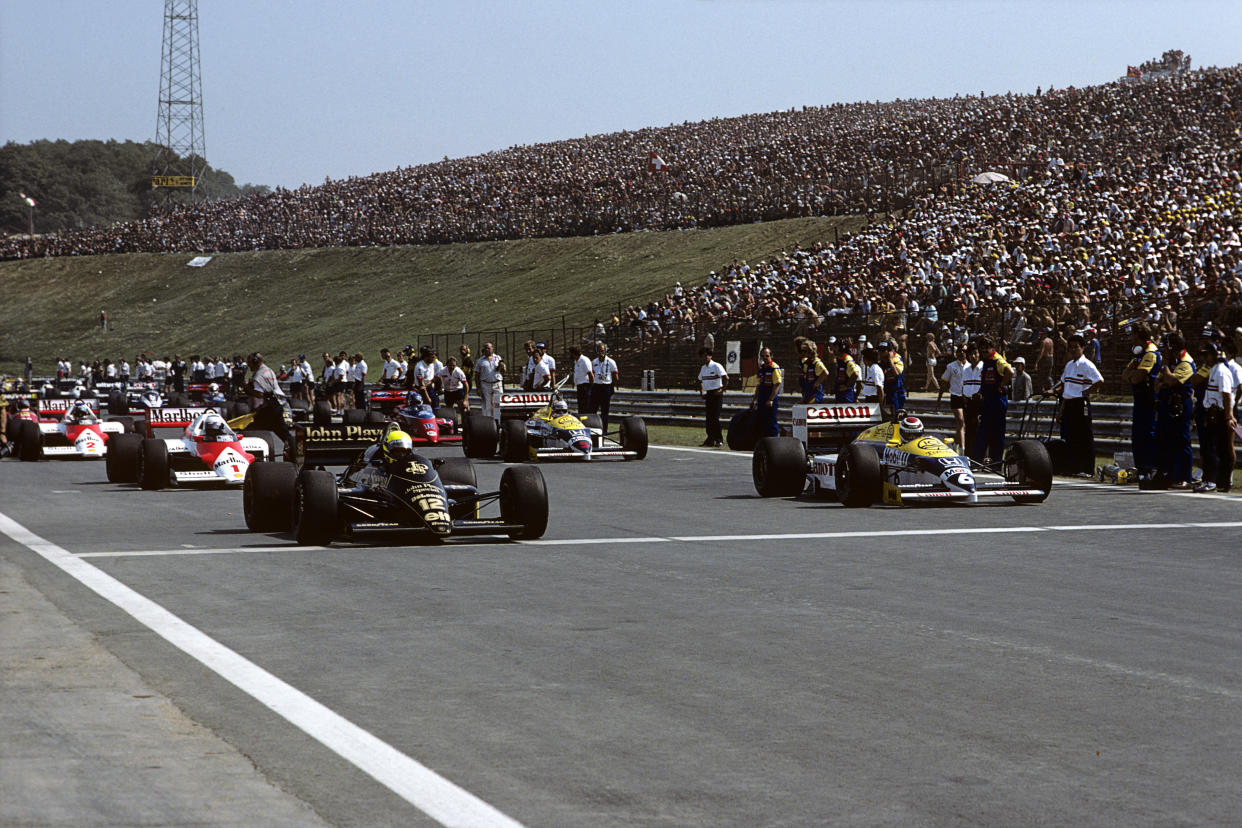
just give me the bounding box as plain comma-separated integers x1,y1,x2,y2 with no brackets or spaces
151,176,196,188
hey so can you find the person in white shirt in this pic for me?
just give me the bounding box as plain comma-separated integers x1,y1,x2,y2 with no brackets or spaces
1055,333,1104,477
937,344,969,449
530,342,556,390
568,346,594,415
288,358,305,401
590,342,619,431
119,359,131,383
350,352,368,409
860,346,886,404
473,342,506,422
1197,341,1237,492
215,357,229,389
438,356,470,413
410,347,444,409
296,355,314,404
104,360,117,380
396,353,409,384
246,352,285,408
961,342,983,456
378,348,401,386
333,352,351,410
697,347,728,446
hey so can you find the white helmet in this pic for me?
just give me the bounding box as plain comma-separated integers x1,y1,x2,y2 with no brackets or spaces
551,398,569,416
898,416,925,443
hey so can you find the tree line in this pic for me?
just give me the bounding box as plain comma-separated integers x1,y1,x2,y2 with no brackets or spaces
0,139,267,236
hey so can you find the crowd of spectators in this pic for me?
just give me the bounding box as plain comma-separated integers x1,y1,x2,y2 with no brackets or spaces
605,66,1242,381
3,66,1237,261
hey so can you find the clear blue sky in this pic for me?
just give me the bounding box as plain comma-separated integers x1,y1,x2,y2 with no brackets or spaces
2,1,1239,190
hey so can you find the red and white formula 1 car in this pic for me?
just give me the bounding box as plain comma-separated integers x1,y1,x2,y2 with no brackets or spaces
15,398,128,461
105,406,280,489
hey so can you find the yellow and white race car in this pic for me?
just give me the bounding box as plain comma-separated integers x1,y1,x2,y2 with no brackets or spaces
752,403,1052,506
463,392,647,462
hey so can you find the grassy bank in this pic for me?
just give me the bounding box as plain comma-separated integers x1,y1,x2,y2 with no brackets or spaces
0,215,864,375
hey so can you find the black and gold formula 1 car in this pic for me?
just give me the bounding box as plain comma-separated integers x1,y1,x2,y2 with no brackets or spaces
752,403,1052,506
242,425,548,544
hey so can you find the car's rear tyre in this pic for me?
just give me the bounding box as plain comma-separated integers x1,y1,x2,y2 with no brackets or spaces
1007,439,1053,503
726,410,758,452
436,406,461,430
17,420,41,462
313,401,332,426
245,429,280,462
288,398,309,412
108,391,130,416
438,457,479,520
500,419,528,463
463,414,498,458
244,462,297,532
139,438,170,490
293,469,338,545
583,413,604,432
106,433,143,482
106,415,135,434
619,416,648,460
342,408,366,425
836,442,881,507
500,465,548,539
365,410,387,425
753,436,807,497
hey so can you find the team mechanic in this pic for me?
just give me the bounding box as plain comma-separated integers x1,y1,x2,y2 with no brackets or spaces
1155,331,1195,489
878,340,905,422
830,338,860,403
973,336,1013,463
750,346,782,438
796,337,830,404
1122,323,1162,484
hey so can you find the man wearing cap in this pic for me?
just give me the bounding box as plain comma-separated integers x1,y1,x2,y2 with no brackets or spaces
1122,323,1162,484
878,341,905,422
1055,335,1104,477
973,336,1013,463
831,338,861,403
1010,356,1033,402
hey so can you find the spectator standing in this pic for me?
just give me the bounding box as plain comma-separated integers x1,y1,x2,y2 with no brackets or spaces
697,347,728,447
531,343,556,390
569,346,594,414
1055,335,1104,478
1034,331,1055,394
351,352,368,409
439,356,470,413
922,333,941,392
1196,343,1236,493
1122,324,1162,483
1010,357,1033,402
591,343,619,432
973,336,1013,463
1155,332,1195,489
474,342,506,422
750,346,782,438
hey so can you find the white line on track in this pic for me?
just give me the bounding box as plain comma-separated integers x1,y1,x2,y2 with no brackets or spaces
0,509,523,828
72,520,1242,557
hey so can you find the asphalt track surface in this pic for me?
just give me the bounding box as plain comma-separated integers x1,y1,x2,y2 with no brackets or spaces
2,444,1241,827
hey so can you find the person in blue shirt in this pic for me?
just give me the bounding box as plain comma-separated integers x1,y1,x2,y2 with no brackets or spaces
750,347,783,438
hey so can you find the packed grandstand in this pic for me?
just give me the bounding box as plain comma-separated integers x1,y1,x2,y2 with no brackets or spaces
4,63,1240,373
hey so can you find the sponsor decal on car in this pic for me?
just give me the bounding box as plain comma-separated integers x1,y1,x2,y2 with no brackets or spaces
147,406,215,424
304,425,386,441
500,392,552,407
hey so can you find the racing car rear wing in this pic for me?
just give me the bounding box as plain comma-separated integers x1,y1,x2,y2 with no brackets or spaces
791,403,882,450
292,423,388,467
144,406,224,435
497,391,554,419
35,397,100,420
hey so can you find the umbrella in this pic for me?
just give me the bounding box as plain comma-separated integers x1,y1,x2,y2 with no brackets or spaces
971,171,1011,184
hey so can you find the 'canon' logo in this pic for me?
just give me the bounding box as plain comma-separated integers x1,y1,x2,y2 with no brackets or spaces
805,405,874,420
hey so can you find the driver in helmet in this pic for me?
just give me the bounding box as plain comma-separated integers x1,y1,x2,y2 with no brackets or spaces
898,415,925,443
63,399,96,424
205,382,228,404
141,389,163,409
379,429,414,465
550,397,570,418
201,413,233,442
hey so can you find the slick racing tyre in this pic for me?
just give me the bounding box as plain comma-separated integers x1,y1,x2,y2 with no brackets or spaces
752,436,807,497
500,465,549,540
436,406,462,430
17,420,42,462
463,413,498,458
1006,439,1053,503
342,408,366,425
836,442,881,508
500,419,529,463
313,401,332,426
106,433,143,483
243,462,297,532
365,410,387,425
245,429,281,462
726,410,758,452
583,413,604,432
108,391,130,416
293,469,338,545
438,457,479,520
619,416,648,460
139,439,171,490
106,415,135,434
